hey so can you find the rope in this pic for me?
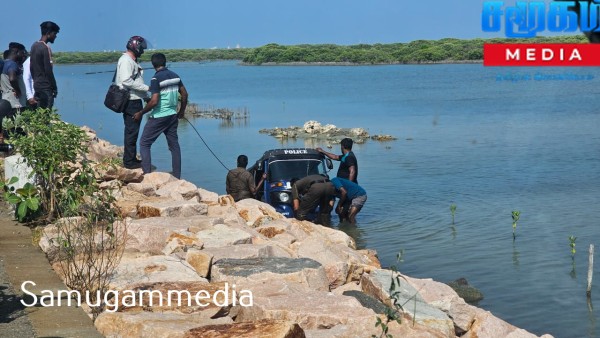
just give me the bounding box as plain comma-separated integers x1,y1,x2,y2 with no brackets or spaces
182,116,230,171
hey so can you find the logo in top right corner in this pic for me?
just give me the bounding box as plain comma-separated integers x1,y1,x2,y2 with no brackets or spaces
481,1,600,66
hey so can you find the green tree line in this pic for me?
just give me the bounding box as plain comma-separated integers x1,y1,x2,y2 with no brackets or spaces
52,36,589,65
53,48,250,64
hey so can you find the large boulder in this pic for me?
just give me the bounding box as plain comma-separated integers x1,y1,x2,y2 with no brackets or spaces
125,216,219,254
195,224,254,248
156,179,200,201
211,257,329,291
234,199,284,227
184,319,306,338
201,244,292,262
137,199,208,218
95,311,232,338
360,269,455,337
290,236,378,289
109,254,207,291
235,283,378,331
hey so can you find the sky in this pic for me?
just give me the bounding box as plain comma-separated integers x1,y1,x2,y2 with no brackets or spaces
0,0,574,52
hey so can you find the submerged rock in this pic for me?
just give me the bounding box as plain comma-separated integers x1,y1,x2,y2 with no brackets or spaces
447,278,484,303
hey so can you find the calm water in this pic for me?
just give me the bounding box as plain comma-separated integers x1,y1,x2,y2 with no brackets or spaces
55,61,600,337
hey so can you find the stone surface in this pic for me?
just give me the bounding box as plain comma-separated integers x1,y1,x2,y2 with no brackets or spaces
290,236,376,289
195,224,254,248
211,257,329,291
156,179,200,201
235,287,378,331
102,166,144,183
162,233,204,255
197,188,219,204
109,254,207,291
126,182,158,196
141,172,179,188
184,319,306,338
186,249,213,278
95,311,232,338
116,281,236,315
287,220,356,249
360,269,455,337
125,216,215,255
342,290,389,315
137,199,208,218
234,199,284,226
207,205,247,225
201,244,292,262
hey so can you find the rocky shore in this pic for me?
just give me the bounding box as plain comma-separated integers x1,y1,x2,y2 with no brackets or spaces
30,127,551,338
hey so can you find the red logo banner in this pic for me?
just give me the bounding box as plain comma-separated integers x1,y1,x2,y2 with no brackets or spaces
484,44,600,66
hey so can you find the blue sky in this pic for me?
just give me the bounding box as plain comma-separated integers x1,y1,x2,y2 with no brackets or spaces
0,0,571,52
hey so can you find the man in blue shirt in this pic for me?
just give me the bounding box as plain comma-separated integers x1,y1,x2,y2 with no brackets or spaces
134,53,188,179
330,177,367,224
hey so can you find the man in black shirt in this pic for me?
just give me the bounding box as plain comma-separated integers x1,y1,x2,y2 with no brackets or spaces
30,21,60,109
317,138,358,183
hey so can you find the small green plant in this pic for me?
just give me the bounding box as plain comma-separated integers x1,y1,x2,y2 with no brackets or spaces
569,235,577,257
511,210,521,240
450,204,457,224
0,177,41,222
373,251,404,338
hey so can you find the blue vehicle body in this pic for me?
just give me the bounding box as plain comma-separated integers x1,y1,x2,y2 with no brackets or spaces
249,148,333,219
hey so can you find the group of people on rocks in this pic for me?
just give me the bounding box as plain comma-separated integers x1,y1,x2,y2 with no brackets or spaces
4,22,366,224
226,137,368,224
1,22,186,180
0,21,60,142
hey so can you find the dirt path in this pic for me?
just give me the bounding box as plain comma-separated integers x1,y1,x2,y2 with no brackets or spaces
0,208,102,338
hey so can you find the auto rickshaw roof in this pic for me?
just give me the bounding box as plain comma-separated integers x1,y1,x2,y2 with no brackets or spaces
256,148,324,163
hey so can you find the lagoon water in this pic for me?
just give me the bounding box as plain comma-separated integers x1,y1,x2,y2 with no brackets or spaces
55,61,600,337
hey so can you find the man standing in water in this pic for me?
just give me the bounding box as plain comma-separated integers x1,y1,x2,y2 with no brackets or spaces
30,21,59,109
317,137,358,183
317,137,359,221
134,53,187,179
330,177,367,224
116,36,149,169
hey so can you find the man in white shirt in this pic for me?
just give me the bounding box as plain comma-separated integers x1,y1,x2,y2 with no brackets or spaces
22,56,36,108
115,36,149,169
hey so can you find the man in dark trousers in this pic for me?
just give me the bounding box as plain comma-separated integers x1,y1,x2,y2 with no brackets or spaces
291,174,335,224
226,155,266,202
134,53,186,178
316,137,358,183
30,21,59,109
116,36,149,169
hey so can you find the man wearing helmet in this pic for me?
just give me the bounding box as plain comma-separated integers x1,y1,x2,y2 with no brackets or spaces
116,36,150,169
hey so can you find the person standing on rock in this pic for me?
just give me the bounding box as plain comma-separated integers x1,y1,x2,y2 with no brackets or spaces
134,53,187,179
116,35,149,170
30,21,60,109
316,137,358,183
226,155,266,202
330,177,367,224
291,174,335,224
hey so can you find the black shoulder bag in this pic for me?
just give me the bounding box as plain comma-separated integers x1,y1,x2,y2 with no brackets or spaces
103,69,130,113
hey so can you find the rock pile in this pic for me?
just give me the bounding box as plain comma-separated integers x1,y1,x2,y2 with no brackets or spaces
36,128,551,338
259,120,396,145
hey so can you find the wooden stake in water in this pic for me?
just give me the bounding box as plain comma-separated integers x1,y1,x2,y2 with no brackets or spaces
588,244,594,298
